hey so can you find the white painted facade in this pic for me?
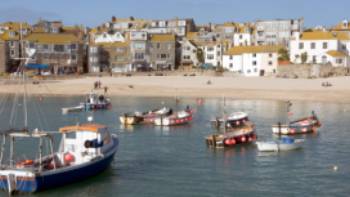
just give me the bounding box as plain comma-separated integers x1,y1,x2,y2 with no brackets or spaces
233,33,252,46
94,32,125,43
223,52,278,76
289,32,350,67
202,44,223,67
180,39,199,67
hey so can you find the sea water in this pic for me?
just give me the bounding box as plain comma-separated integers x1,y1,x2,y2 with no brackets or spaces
0,96,349,197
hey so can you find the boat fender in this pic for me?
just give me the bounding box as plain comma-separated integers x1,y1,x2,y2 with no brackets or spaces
64,152,75,164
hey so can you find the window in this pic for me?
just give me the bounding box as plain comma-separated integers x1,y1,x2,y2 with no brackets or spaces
268,61,273,66
71,54,77,60
71,44,77,50
254,68,257,73
322,42,327,49
54,45,64,52
217,45,221,48
207,54,214,60
207,47,214,51
43,44,49,50
336,59,343,64
135,53,144,60
183,55,190,60
253,53,257,58
342,44,346,50
247,69,251,73
299,43,304,49
252,61,257,66
160,54,167,59
29,42,35,49
10,49,15,56
66,132,76,139
217,51,220,56
90,47,97,53
229,56,233,60
116,48,126,53
9,41,14,47
157,43,160,49
269,53,273,58
311,42,316,49
186,47,191,51
239,35,243,39
229,63,233,68
312,55,317,63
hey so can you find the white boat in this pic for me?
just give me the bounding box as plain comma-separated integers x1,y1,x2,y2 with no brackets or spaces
0,123,118,194
154,109,193,126
62,105,85,114
256,137,304,152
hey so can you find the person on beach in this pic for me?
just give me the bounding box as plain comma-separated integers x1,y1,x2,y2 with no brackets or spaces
104,86,108,94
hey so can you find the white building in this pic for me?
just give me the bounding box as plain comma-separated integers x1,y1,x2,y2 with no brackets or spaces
223,45,280,76
179,38,199,67
94,32,125,43
198,42,223,67
148,18,196,37
255,18,304,46
289,31,350,67
233,33,252,46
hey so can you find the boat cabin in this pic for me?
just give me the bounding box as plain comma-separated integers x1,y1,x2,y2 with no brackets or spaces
58,123,112,165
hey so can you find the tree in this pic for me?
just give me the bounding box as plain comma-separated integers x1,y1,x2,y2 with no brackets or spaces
301,52,308,64
278,48,290,61
196,48,204,66
129,16,135,21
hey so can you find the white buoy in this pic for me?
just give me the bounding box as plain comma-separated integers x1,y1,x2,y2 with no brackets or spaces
87,116,93,122
333,165,338,171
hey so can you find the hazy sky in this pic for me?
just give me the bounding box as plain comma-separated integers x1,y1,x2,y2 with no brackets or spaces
0,0,349,28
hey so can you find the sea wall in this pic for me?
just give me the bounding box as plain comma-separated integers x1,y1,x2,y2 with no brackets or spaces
277,64,350,78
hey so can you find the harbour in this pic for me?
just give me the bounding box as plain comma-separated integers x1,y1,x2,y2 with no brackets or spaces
0,96,349,196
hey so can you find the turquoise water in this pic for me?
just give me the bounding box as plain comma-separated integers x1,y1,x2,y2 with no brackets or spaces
0,96,349,196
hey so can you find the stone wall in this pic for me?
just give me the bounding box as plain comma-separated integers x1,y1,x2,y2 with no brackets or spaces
277,64,350,78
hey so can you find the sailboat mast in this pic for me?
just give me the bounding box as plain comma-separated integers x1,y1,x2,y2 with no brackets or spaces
223,95,226,133
20,23,28,129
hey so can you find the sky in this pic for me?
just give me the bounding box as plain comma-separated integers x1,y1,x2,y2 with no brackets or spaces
0,0,349,28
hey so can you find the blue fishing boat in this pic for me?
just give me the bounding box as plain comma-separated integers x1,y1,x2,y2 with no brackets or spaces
0,123,118,194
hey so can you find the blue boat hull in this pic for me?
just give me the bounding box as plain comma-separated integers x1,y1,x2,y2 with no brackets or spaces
0,138,118,193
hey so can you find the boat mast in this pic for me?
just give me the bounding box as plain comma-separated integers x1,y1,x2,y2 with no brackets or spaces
20,23,28,130
223,95,226,134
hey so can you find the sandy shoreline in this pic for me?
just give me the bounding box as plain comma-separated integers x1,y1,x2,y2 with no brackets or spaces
1,76,350,103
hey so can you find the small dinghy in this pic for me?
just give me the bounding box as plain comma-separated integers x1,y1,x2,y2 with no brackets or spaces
272,111,321,135
62,92,111,114
119,107,170,125
154,107,193,126
256,137,303,152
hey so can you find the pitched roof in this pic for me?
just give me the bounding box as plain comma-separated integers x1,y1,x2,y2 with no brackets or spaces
150,34,175,42
225,45,282,55
186,32,198,40
300,31,350,40
0,31,20,41
93,41,129,47
25,33,80,44
326,50,347,58
1,22,31,31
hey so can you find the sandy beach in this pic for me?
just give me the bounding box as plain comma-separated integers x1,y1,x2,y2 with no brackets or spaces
1,75,350,103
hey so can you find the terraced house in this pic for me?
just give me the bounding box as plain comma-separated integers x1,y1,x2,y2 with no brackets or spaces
0,22,31,72
89,41,131,73
149,34,176,70
24,33,84,74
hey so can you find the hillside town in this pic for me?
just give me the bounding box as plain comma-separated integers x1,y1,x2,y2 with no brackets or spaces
0,17,350,77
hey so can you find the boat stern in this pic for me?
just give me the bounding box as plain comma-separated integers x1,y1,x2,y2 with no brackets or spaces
0,170,37,194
